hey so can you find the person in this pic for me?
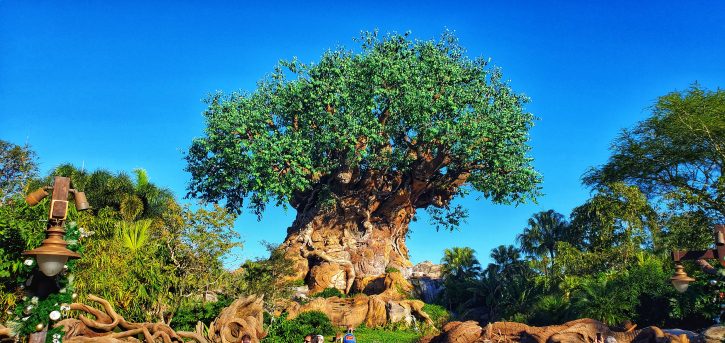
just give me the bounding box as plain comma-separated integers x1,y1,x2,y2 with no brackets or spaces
315,334,324,343
343,326,356,343
241,334,252,343
303,334,313,343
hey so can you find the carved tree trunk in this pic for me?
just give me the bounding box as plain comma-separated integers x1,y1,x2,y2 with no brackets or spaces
280,165,466,294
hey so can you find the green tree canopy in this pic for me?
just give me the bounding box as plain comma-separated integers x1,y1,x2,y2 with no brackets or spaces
584,85,725,222
186,31,540,222
517,210,573,261
0,140,37,203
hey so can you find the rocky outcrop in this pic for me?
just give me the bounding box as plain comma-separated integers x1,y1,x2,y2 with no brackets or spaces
285,271,430,328
409,261,444,303
420,319,696,343
703,324,724,343
411,261,442,279
285,294,432,328
410,277,443,303
206,295,266,343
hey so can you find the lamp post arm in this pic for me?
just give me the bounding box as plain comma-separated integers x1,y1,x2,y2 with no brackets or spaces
672,250,716,262
695,259,719,275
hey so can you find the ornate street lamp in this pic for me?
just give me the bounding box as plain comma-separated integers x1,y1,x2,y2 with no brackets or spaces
23,176,89,276
670,225,725,293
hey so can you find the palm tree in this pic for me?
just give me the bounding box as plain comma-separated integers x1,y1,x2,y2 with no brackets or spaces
517,210,571,261
119,219,152,253
441,247,482,280
490,245,522,268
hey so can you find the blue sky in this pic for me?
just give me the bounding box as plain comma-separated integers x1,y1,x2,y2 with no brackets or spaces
1,1,724,267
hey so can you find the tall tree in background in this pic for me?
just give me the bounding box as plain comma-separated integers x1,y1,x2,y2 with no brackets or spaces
517,210,571,262
584,85,725,222
440,247,481,313
186,31,540,291
0,140,37,203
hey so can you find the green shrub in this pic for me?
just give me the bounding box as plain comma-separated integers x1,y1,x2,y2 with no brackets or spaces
528,295,575,326
385,266,400,274
172,296,233,331
353,325,421,343
264,311,335,342
422,303,450,328
312,287,345,298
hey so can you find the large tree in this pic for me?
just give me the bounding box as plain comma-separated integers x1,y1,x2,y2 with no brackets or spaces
186,31,540,292
0,140,38,203
584,85,725,222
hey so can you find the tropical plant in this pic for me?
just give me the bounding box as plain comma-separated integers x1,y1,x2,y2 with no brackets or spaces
570,273,636,326
441,247,481,280
263,311,335,343
119,219,152,253
0,140,37,204
517,210,572,261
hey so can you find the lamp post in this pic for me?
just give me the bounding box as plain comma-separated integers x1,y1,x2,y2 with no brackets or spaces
670,225,725,293
22,176,89,343
23,176,89,276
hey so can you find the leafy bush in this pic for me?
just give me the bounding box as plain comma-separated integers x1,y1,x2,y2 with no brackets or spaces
172,296,233,331
385,266,400,274
528,295,575,326
422,303,449,328
353,324,421,343
312,287,345,298
264,311,335,342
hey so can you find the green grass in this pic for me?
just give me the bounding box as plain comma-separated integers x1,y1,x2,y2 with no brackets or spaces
352,326,422,343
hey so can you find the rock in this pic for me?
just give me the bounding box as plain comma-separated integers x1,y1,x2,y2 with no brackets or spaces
410,276,443,303
423,318,696,343
664,329,703,343
411,261,442,279
426,321,482,343
285,293,432,328
703,324,725,343
386,301,412,326
365,295,388,327
292,285,310,300
208,295,266,343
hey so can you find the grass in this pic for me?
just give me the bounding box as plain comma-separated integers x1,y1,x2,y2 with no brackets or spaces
352,326,422,343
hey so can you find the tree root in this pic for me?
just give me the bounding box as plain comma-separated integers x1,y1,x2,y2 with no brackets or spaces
56,294,206,343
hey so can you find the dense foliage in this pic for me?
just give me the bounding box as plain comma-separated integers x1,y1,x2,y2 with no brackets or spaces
0,155,245,331
0,140,37,204
186,31,540,229
437,85,725,328
263,311,335,343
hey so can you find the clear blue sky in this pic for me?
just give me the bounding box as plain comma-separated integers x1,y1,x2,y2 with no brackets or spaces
1,1,724,267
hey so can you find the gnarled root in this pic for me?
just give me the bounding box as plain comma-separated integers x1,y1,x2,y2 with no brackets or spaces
56,294,204,343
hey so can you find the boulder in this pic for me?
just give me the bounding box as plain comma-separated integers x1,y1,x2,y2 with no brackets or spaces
703,324,725,343
410,276,443,303
422,319,694,343
386,301,413,326
411,261,442,279
207,295,266,343
285,294,432,328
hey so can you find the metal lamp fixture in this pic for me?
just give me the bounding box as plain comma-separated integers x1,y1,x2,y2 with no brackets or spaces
670,225,725,293
670,264,695,293
23,176,89,276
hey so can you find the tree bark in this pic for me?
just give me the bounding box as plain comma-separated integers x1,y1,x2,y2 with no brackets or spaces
280,186,417,294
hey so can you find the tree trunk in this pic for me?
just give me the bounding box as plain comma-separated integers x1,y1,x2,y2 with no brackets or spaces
279,195,415,294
